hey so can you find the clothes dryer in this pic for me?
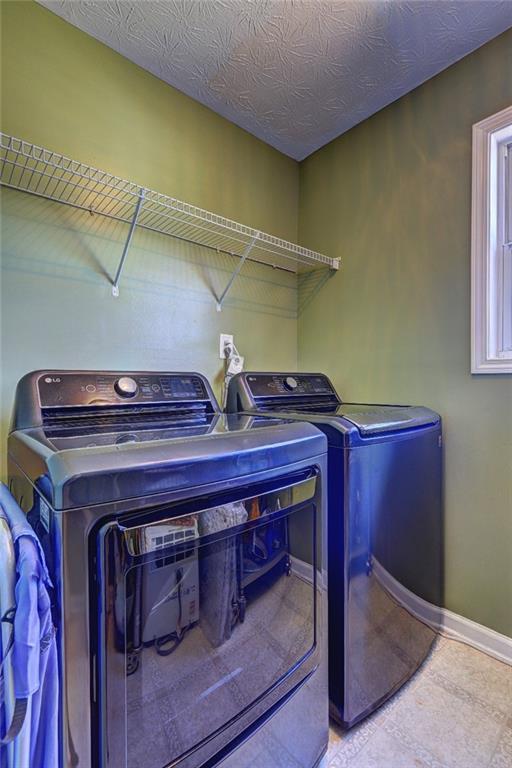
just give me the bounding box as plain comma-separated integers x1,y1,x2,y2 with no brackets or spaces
8,370,328,768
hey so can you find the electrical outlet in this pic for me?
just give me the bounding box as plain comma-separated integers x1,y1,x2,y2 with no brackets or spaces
219,334,234,359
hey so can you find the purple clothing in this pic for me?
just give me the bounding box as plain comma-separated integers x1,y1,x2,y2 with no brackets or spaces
0,484,58,768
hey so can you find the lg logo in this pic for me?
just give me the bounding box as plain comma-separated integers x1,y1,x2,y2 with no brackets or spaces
44,377,61,383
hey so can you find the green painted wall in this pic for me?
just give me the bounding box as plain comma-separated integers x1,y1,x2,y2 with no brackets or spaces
298,29,512,637
1,2,511,637
0,1,299,478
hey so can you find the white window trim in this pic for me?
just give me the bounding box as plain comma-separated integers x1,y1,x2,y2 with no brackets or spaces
471,105,512,374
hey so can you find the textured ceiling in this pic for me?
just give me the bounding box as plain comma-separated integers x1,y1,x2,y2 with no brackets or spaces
39,1,512,160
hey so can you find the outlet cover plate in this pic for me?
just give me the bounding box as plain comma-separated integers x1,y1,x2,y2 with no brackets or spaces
219,333,234,359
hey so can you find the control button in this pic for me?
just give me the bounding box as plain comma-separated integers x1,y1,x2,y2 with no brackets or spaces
151,384,160,392
114,377,138,398
284,376,298,391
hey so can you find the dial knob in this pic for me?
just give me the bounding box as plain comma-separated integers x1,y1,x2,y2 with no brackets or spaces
114,376,138,398
284,376,298,391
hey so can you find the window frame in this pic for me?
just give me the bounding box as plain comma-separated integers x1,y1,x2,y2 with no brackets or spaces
471,105,512,374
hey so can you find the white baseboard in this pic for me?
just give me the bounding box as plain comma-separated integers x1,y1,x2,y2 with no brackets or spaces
290,556,330,592
438,607,512,666
290,555,315,585
290,555,512,667
373,559,512,667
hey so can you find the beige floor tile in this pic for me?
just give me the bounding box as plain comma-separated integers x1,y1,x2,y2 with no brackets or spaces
429,640,512,715
326,636,512,768
327,718,379,767
430,634,448,652
327,722,345,757
343,726,438,768
386,676,503,768
489,722,512,768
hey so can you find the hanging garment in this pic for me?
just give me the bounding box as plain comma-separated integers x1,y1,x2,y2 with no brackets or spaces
0,484,58,768
0,515,16,768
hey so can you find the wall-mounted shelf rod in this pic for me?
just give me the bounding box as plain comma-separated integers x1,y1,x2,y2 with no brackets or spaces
216,234,258,311
112,188,145,297
0,133,340,304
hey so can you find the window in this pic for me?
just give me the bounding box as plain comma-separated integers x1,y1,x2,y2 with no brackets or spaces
471,106,512,373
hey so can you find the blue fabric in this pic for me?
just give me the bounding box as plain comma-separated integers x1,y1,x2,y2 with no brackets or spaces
0,485,58,768
0,517,16,768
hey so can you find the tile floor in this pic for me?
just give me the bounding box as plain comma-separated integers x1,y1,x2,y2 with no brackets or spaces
321,636,512,768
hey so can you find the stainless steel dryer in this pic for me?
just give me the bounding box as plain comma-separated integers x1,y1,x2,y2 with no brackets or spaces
227,372,443,728
8,370,328,768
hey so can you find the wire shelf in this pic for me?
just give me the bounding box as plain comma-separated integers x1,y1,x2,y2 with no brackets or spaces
0,133,339,303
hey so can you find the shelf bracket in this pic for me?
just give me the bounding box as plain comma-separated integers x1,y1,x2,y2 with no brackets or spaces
216,234,259,311
112,188,146,297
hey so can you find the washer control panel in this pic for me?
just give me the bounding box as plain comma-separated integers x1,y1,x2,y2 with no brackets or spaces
246,373,336,398
38,372,208,407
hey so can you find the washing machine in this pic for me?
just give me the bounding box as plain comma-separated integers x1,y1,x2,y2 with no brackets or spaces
7,370,329,768
227,372,443,728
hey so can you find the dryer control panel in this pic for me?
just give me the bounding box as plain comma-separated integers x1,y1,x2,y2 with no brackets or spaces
37,372,208,408
10,370,219,432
